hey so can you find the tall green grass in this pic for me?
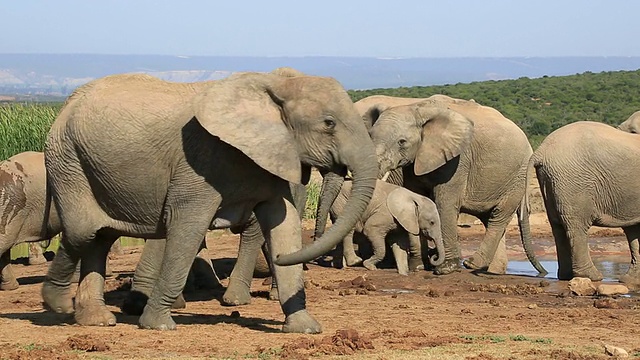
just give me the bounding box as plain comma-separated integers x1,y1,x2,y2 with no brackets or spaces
0,103,59,160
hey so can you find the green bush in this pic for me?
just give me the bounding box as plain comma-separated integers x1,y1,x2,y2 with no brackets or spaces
0,103,59,160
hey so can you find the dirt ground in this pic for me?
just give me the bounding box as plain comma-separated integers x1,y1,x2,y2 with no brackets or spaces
0,214,639,360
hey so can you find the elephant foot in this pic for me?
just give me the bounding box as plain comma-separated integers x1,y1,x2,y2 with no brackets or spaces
344,255,363,267
619,265,640,286
362,259,378,271
557,265,574,280
75,304,116,326
42,281,74,314
408,257,424,272
434,258,462,275
282,310,322,334
572,266,603,282
121,290,149,316
139,305,176,330
28,255,47,266
1,278,19,291
221,281,252,306
172,293,186,310
268,287,279,301
462,255,489,271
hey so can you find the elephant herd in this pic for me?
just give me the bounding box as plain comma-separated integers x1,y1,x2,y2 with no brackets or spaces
0,67,638,335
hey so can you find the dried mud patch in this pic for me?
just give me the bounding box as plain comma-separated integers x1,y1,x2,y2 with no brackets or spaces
62,334,111,352
527,348,609,360
0,334,109,360
469,282,546,295
277,329,374,359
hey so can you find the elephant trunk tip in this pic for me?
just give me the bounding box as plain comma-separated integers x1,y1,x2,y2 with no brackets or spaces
429,253,445,267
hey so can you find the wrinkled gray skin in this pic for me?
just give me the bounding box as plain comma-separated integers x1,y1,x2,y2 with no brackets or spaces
618,110,640,133
42,71,377,333
330,180,445,275
0,152,61,291
533,121,640,285
356,95,546,276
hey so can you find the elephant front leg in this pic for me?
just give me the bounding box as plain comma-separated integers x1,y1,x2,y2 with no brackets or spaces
74,235,117,327
0,251,19,291
389,233,410,276
463,214,508,274
223,215,264,306
122,240,165,315
256,197,321,334
340,229,362,268
433,197,462,275
42,238,79,314
361,231,386,271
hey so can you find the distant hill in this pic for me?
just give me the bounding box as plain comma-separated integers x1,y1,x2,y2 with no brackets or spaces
2,54,640,99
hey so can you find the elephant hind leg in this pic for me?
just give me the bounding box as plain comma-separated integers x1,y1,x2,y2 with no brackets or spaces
620,225,640,286
463,212,510,274
0,251,19,291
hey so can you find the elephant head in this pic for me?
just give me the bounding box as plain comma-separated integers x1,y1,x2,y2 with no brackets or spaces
386,188,445,266
192,72,378,266
618,110,640,134
367,100,474,177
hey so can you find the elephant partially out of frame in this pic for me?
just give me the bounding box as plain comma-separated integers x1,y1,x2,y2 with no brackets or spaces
533,121,640,286
334,95,547,276
330,179,445,275
42,71,377,333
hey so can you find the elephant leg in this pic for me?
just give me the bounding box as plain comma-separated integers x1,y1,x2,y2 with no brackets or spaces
433,193,462,275
138,217,209,331
566,221,602,281
122,240,164,315
390,233,410,276
551,220,573,280
362,231,386,271
262,242,279,301
28,242,47,265
74,233,118,326
0,250,19,291
255,196,321,334
487,235,508,274
620,226,640,286
408,233,424,272
42,236,80,314
223,215,263,306
109,239,124,256
341,229,362,267
464,212,509,274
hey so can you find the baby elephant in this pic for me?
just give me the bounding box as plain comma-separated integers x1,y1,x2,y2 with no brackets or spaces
330,180,445,275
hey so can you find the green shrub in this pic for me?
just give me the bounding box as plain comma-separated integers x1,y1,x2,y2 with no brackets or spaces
0,103,60,160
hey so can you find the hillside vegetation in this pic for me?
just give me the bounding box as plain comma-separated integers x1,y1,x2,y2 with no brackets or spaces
349,69,640,147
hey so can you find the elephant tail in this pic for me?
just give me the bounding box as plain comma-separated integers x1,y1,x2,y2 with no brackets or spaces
517,164,548,277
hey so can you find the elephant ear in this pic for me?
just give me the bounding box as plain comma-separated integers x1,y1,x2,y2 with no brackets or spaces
413,103,474,175
361,104,390,130
387,188,420,235
193,73,302,184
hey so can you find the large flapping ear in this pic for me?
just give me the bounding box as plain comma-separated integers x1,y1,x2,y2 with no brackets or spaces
192,73,302,184
412,102,474,176
387,188,420,235
361,104,390,130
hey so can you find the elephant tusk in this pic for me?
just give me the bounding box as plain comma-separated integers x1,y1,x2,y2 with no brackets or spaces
380,171,390,182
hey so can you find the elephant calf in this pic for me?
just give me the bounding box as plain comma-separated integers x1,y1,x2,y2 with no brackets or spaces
0,152,61,290
330,179,445,275
533,121,640,285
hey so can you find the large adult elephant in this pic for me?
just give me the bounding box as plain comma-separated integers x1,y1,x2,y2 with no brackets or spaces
618,110,640,133
41,71,377,333
532,121,640,285
332,95,546,276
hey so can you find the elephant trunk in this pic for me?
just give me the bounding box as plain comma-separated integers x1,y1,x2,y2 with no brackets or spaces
426,231,446,267
313,172,344,241
275,145,378,266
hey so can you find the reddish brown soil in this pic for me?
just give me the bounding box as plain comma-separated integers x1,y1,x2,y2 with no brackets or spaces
0,217,638,359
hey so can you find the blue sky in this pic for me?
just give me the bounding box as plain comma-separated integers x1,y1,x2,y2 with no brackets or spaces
2,1,639,57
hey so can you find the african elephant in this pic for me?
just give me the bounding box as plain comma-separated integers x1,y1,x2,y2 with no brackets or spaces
41,71,377,333
330,179,445,275
532,121,640,285
618,110,640,133
0,152,61,291
351,95,547,276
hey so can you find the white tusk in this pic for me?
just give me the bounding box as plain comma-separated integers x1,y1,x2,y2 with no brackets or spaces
381,171,390,182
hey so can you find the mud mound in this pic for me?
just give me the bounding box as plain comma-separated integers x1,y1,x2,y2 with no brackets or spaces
0,344,82,360
280,329,374,359
63,334,110,352
469,282,545,295
371,329,463,350
527,349,609,360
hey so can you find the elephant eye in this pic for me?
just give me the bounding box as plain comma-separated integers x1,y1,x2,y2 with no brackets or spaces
324,118,336,130
398,138,407,147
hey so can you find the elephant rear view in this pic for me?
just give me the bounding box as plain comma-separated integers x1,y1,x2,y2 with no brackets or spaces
42,72,377,333
0,152,61,291
532,121,640,285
